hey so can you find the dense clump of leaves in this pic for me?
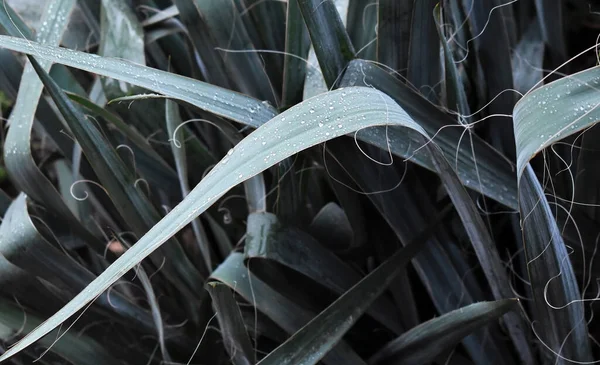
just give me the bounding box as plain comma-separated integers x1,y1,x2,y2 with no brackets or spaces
0,0,599,364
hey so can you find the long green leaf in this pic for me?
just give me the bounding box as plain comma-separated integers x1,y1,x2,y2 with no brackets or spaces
244,211,402,334
377,0,412,75
28,56,204,302
0,35,277,125
210,253,366,365
0,36,514,209
340,59,517,209
0,85,430,362
255,231,423,365
368,300,519,365
298,0,355,88
2,0,105,252
282,0,311,109
428,145,534,364
513,66,600,362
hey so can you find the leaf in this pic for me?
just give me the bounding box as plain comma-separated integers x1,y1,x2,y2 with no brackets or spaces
0,85,431,362
308,202,354,250
28,56,204,302
2,0,105,253
346,0,377,60
255,229,424,365
0,194,157,334
323,139,512,363
340,59,518,209
205,282,256,365
0,189,10,215
0,35,516,211
67,91,179,187
461,0,516,157
511,19,544,95
171,0,232,87
377,0,412,76
434,4,469,117
98,0,146,99
427,144,534,364
166,98,213,272
194,0,277,104
368,300,519,365
0,35,278,126
534,0,566,60
244,211,402,334
512,66,600,362
282,0,311,109
407,0,441,103
297,0,355,88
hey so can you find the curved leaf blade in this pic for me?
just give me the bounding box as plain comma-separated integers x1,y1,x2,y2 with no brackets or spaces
513,66,600,362
0,85,426,362
368,299,519,365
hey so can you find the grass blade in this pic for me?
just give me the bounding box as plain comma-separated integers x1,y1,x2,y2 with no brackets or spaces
2,0,105,252
206,282,256,365
377,0,412,76
0,35,278,126
513,66,600,362
255,233,423,365
427,143,534,364
166,98,213,272
211,253,366,365
368,300,519,365
194,0,277,104
244,211,402,334
98,0,145,99
282,0,311,109
28,56,204,301
297,0,355,88
407,0,440,102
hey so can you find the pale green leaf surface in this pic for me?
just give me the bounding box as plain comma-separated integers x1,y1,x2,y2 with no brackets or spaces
0,35,278,126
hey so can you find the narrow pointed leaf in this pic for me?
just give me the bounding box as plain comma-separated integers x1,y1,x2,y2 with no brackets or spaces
368,299,519,365
206,282,256,365
282,0,311,108
28,56,204,299
297,0,356,88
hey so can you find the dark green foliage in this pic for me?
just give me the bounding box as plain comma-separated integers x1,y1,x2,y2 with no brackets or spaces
0,0,598,364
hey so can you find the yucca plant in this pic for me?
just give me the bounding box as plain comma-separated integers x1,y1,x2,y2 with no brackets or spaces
0,0,598,364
